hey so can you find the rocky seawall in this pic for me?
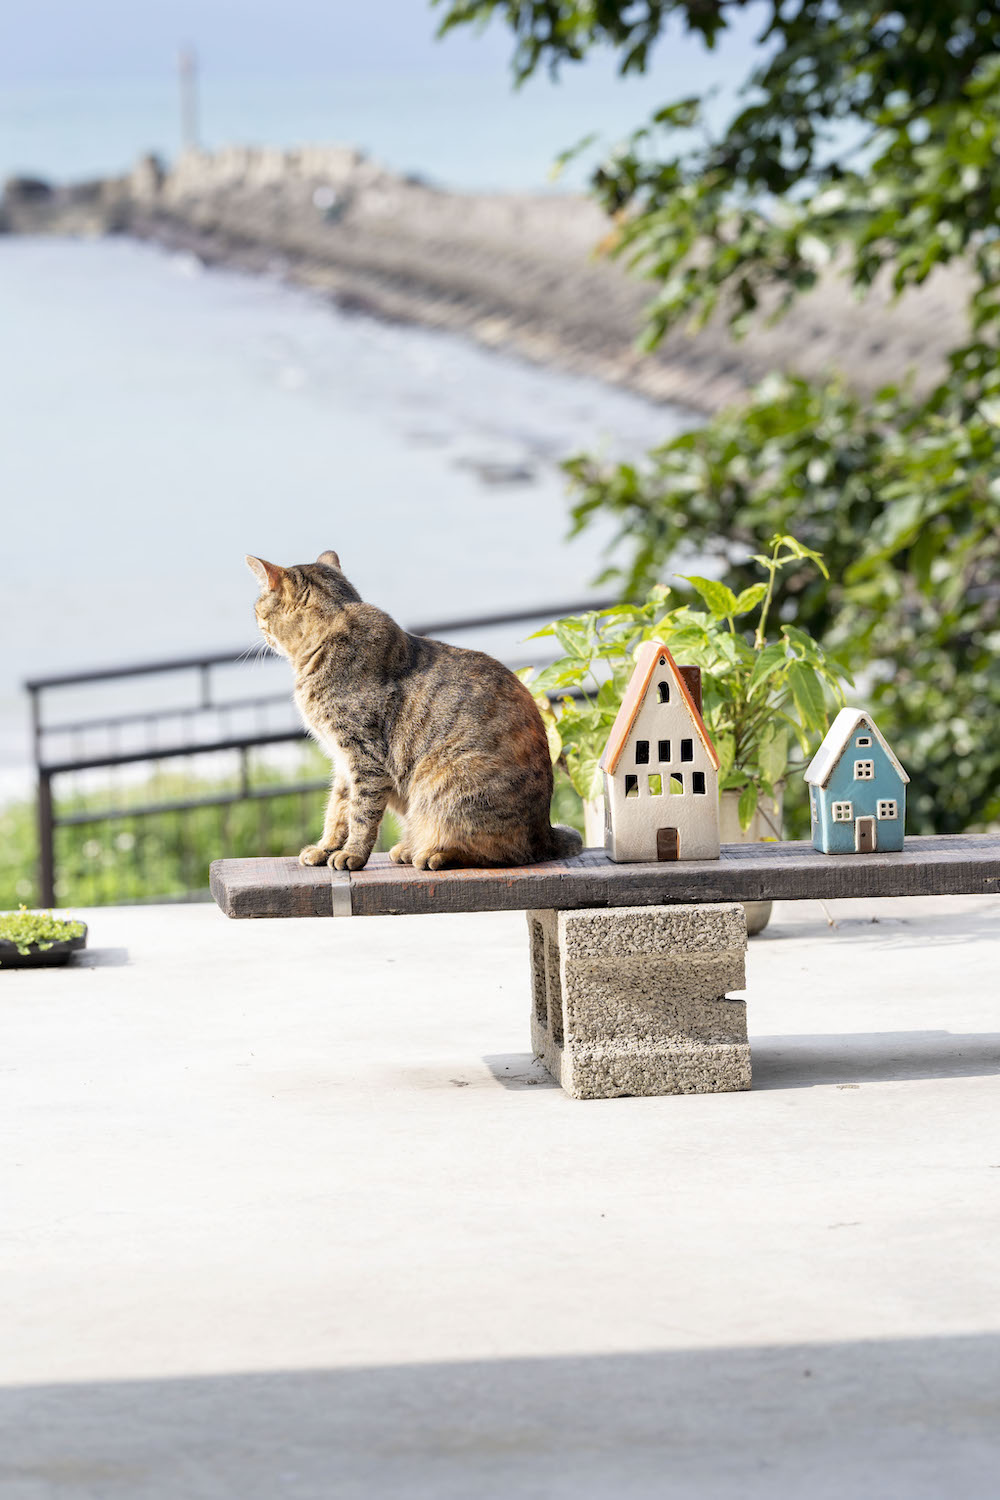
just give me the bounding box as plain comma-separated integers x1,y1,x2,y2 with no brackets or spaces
2,146,970,415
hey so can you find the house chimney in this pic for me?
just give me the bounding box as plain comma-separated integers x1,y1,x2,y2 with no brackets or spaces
678,665,702,714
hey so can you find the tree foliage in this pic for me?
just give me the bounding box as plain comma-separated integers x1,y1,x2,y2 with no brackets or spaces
437,0,1000,833
437,2,1000,329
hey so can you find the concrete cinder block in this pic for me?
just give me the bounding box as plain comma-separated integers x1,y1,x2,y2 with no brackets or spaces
527,905,749,1100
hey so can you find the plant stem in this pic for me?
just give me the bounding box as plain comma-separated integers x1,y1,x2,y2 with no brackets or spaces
754,537,782,651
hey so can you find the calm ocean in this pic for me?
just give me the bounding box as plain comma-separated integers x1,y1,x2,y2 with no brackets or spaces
1,235,692,792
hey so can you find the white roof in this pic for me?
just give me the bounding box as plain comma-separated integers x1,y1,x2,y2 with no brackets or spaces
804,707,909,789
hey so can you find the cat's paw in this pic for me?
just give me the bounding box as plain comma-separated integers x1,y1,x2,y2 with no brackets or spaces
329,848,370,871
412,847,463,871
388,842,412,865
299,844,334,867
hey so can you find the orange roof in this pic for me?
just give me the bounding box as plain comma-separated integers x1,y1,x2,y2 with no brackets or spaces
599,640,720,775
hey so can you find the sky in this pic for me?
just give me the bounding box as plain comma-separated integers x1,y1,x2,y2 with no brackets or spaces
1,1,759,84
0,0,768,189
2,1,518,82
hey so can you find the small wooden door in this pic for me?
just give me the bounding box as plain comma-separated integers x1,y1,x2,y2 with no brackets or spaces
856,816,877,853
657,827,679,861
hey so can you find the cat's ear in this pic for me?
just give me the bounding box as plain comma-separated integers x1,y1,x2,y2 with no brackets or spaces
316,549,341,570
245,555,286,590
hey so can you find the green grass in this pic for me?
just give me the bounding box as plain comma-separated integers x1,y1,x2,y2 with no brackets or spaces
0,748,584,908
0,800,40,911
2,745,347,908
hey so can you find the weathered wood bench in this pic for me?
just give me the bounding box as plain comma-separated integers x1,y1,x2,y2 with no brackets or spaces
211,834,1000,1099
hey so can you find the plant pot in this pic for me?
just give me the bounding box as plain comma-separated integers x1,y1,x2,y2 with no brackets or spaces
0,924,88,969
720,787,784,936
583,796,606,850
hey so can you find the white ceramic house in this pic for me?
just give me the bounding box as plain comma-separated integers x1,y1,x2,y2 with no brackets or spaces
599,641,721,863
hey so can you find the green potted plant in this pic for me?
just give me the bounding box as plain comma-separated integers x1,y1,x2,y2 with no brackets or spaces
519,534,850,932
0,907,87,968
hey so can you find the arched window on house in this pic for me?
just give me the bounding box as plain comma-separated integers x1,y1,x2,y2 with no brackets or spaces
657,681,669,704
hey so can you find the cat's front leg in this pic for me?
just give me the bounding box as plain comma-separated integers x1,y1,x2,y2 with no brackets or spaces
299,776,350,866
329,771,392,871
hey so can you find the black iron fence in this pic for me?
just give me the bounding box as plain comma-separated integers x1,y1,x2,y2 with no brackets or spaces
26,601,607,906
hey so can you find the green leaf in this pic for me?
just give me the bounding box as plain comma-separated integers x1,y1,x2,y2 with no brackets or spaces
772,535,830,579
787,662,829,733
780,625,822,662
528,662,587,695
758,727,788,785
733,583,768,615
655,625,710,658
568,752,604,802
679,575,739,620
771,708,812,758
738,782,759,831
748,641,788,692
553,622,590,658
714,732,736,780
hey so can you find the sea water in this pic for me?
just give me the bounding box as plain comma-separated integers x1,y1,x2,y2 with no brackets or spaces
0,236,692,792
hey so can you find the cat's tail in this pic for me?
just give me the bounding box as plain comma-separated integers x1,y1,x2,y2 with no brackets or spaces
548,823,584,860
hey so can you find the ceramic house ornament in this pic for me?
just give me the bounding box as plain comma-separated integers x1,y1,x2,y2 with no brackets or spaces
804,707,909,855
599,641,721,863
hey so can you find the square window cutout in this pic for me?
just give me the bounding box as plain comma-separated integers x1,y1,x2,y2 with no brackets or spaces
832,801,853,822
854,760,875,780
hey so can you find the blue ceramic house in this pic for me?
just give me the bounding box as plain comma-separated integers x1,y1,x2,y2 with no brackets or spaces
804,708,909,855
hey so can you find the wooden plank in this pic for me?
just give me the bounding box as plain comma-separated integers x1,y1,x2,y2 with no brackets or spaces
210,834,1000,919
209,857,349,919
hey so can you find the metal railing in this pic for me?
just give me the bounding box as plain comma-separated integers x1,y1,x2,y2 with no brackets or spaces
26,600,609,906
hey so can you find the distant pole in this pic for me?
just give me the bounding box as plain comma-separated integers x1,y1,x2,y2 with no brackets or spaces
178,44,200,151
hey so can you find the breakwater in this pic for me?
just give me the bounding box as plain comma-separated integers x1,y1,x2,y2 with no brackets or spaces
2,145,969,413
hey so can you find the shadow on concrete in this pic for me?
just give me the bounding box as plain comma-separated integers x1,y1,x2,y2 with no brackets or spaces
2,1335,998,1498
74,948,130,969
752,1030,1000,1090
482,1052,558,1090
761,902,1000,948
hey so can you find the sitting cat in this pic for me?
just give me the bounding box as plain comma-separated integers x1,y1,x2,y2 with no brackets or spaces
247,551,583,872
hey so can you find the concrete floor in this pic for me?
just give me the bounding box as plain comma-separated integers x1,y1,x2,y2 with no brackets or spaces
2,894,999,1498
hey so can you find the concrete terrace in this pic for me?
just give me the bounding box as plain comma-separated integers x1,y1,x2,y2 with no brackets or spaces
3,893,1000,1497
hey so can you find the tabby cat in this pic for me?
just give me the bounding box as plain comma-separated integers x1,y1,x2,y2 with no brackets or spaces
246,551,582,871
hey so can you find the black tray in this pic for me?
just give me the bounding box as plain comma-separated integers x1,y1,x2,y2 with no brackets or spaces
0,924,88,968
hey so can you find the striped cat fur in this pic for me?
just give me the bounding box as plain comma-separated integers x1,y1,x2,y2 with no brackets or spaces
246,551,582,871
